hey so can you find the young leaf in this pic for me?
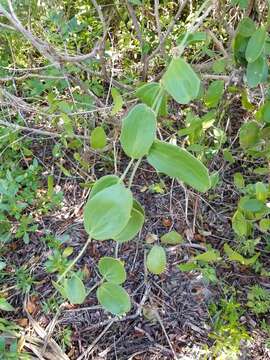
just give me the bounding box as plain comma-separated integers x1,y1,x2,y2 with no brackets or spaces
0,298,14,312
245,27,266,63
146,245,167,274
147,140,210,192
161,231,183,245
111,88,123,115
84,183,133,240
193,249,220,263
161,57,200,104
120,104,156,159
90,126,107,150
135,82,168,116
204,80,224,108
64,274,86,305
98,257,126,284
97,282,131,315
224,243,259,266
232,210,249,237
90,175,120,199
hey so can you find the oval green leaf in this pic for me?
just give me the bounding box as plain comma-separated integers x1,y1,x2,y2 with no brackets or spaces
90,175,120,199
237,17,256,37
146,245,167,275
98,257,126,284
64,274,86,305
97,282,131,315
246,56,268,88
245,27,266,63
204,80,224,108
113,207,144,243
161,57,200,104
90,126,107,150
239,121,260,149
120,104,156,159
161,230,183,245
84,183,133,240
147,140,210,192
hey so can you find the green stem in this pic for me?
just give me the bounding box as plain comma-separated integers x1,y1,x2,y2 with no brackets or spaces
56,237,92,284
120,158,134,181
128,158,142,188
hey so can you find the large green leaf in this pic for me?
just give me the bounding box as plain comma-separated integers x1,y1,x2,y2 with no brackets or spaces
146,245,167,274
161,57,200,104
113,202,144,243
97,282,131,315
98,257,126,284
135,82,168,116
147,140,210,192
237,17,256,37
245,27,266,63
84,183,133,240
90,175,120,199
246,56,268,88
120,104,156,159
64,274,86,305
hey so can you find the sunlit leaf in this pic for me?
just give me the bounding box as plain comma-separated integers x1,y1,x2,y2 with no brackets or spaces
90,175,120,199
146,245,167,274
90,126,107,150
224,243,259,265
194,249,220,263
111,88,123,115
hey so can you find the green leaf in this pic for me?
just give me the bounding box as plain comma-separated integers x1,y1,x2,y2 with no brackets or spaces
64,274,86,305
259,101,270,123
147,140,210,192
90,126,107,150
233,34,249,65
237,17,256,37
113,205,144,243
256,182,268,202
224,243,259,265
223,149,235,164
98,257,126,284
239,198,264,212
135,82,168,116
0,298,14,312
232,210,248,237
161,231,183,245
111,88,123,115
204,80,224,108
178,262,198,272
239,121,260,149
246,56,268,88
146,245,167,274
245,27,266,63
0,261,6,271
234,172,245,189
97,282,131,315
120,104,156,159
194,249,220,263
84,183,133,240
161,57,200,104
259,218,270,232
90,175,120,199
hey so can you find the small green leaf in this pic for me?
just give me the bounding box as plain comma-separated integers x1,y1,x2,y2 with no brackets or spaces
0,298,14,312
237,17,256,37
223,149,235,164
204,80,224,108
147,140,210,193
90,126,107,150
90,175,120,199
161,231,183,245
245,27,266,63
232,210,249,237
259,219,270,232
178,262,198,271
246,56,268,88
64,274,86,305
256,182,268,202
161,57,200,104
120,104,156,159
84,183,133,240
224,243,259,265
194,249,220,263
239,121,260,149
97,282,131,315
234,172,245,189
111,88,123,115
135,82,168,116
146,245,167,275
63,247,73,258
98,257,126,284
